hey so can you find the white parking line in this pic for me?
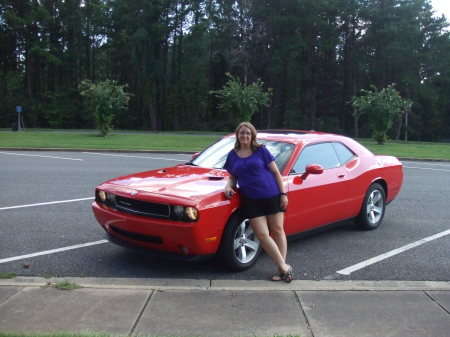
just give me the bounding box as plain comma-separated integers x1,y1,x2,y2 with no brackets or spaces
82,152,188,162
0,240,108,264
0,151,83,161
0,197,94,211
337,229,450,275
402,161,450,167
403,166,450,172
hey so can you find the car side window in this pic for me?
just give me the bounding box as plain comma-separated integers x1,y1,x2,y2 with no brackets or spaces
332,142,355,165
291,142,340,174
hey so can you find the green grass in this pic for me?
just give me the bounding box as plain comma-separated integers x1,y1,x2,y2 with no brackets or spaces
359,139,450,160
52,280,81,291
0,130,222,152
1,130,449,160
0,272,17,279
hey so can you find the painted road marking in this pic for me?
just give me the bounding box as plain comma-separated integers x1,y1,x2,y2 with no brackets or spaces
402,161,450,167
403,166,450,172
0,240,108,264
0,151,83,161
337,229,450,275
0,197,94,211
82,152,188,162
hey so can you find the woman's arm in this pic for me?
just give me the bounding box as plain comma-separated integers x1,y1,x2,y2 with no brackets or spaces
224,174,237,199
268,161,288,209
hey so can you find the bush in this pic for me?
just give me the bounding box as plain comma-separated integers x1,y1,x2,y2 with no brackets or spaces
79,80,131,136
352,84,412,144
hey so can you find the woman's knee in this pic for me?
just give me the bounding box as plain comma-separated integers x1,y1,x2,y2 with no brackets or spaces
268,215,285,235
250,218,270,241
270,226,285,238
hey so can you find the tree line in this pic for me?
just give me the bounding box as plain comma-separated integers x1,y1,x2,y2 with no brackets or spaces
1,0,449,141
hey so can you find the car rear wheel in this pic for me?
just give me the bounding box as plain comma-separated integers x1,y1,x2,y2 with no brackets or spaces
218,212,262,271
356,183,386,230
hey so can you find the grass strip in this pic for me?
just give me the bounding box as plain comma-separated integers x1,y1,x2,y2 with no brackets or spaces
52,280,81,290
1,130,449,160
360,140,450,160
0,131,222,152
0,272,17,279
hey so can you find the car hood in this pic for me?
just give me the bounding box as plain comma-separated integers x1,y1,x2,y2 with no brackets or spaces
100,164,228,201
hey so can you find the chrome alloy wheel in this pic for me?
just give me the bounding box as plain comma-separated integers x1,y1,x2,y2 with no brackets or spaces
366,189,384,224
233,219,260,264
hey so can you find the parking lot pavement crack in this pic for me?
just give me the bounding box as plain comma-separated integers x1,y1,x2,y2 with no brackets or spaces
294,291,315,337
128,290,154,336
0,286,26,306
423,291,450,316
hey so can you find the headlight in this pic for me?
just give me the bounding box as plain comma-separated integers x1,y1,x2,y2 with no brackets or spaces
98,190,107,202
172,205,198,222
185,207,198,221
96,190,116,209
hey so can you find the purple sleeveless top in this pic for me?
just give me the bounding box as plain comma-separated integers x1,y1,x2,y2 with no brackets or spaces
223,145,280,199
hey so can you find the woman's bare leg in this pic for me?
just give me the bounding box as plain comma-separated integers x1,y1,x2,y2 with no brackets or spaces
267,212,287,260
250,216,289,273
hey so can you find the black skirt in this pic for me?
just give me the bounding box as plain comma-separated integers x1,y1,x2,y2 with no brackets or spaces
241,194,285,219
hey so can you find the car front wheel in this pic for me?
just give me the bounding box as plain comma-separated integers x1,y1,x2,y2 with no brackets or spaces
218,212,262,271
356,183,386,230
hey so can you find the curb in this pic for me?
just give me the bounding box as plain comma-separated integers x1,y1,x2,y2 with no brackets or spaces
1,277,450,292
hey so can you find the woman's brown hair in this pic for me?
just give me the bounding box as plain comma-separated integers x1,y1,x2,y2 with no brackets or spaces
234,122,261,152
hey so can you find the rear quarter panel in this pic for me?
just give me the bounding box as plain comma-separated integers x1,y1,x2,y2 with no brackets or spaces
344,154,403,216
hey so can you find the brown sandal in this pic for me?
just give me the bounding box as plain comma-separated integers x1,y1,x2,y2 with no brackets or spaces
271,271,285,281
282,266,293,283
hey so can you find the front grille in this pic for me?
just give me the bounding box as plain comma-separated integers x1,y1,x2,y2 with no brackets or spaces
110,225,163,244
115,196,170,219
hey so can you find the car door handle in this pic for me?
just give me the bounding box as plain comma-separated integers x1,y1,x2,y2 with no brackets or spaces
338,174,345,178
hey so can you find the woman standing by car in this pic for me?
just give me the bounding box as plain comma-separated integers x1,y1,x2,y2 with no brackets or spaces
223,122,293,282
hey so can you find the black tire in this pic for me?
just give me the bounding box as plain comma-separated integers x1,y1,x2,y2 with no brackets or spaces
356,183,386,230
218,212,262,271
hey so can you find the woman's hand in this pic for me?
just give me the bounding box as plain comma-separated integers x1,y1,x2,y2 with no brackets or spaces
224,186,235,199
280,194,288,211
225,174,237,200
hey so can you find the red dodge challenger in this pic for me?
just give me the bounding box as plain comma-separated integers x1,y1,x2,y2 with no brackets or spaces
92,130,403,270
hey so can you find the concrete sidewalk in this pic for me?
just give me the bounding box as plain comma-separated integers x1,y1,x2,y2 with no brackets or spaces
0,277,449,337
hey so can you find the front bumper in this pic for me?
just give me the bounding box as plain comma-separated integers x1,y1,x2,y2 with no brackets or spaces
92,201,225,257
104,232,214,262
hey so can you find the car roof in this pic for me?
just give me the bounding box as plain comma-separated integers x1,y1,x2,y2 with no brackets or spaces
224,129,372,156
257,130,373,157
257,129,342,144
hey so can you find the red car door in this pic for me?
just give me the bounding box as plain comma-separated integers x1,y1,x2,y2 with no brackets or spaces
283,142,352,235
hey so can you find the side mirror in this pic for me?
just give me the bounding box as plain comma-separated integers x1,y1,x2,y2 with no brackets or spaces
293,164,324,184
192,152,200,159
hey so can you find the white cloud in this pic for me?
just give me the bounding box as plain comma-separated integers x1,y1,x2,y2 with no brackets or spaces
430,0,450,18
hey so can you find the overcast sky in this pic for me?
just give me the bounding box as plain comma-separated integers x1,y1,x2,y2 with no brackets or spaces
430,0,450,18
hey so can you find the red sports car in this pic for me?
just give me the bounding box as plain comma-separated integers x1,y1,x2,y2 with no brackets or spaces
92,130,403,270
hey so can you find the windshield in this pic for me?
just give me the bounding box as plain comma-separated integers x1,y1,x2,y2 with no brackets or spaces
191,137,295,173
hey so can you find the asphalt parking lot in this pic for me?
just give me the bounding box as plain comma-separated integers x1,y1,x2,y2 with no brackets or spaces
0,150,449,281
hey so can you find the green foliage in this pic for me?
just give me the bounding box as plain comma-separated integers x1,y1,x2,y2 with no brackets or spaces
352,84,412,144
1,0,449,139
79,80,131,137
53,280,81,291
0,272,17,279
210,73,272,125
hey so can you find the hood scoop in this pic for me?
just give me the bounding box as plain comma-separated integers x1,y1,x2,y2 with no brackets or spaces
208,176,224,180
207,169,226,180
